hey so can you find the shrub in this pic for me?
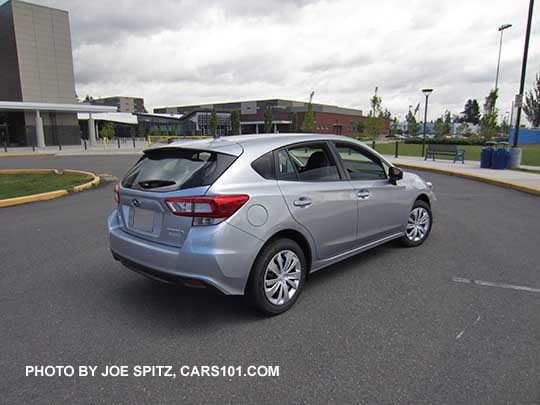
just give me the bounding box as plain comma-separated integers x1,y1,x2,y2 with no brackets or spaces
404,135,509,146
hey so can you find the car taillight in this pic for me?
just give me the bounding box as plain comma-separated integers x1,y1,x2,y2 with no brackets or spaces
114,184,120,204
165,195,249,226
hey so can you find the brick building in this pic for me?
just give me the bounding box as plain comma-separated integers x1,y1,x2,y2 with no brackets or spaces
155,99,390,136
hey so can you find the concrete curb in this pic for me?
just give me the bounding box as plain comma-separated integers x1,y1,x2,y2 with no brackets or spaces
0,153,56,158
0,168,100,207
395,163,540,197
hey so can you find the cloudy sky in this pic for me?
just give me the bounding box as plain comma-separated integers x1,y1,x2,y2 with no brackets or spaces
29,0,540,120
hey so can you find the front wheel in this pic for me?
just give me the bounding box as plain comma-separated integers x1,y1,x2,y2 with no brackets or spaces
400,200,432,247
245,238,307,316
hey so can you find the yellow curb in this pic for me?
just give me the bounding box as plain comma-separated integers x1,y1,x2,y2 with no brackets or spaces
67,169,100,192
0,190,68,207
0,168,101,207
0,168,60,174
395,163,540,197
0,153,55,158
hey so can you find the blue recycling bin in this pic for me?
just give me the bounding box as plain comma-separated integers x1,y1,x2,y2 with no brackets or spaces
491,142,511,170
480,142,496,168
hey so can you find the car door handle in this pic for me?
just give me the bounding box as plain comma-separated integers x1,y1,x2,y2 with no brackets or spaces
356,189,371,200
293,197,312,207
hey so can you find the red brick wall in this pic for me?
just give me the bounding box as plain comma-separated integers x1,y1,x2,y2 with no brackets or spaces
239,111,390,136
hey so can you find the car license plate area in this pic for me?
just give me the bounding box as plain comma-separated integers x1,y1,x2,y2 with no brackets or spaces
131,207,155,233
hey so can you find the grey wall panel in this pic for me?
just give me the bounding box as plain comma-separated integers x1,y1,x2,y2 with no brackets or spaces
0,1,23,101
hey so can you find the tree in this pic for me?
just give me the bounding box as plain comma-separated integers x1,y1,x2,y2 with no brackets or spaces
479,89,499,139
152,126,161,136
390,117,399,136
405,109,420,136
523,72,540,127
500,116,510,135
434,110,452,137
462,99,480,124
290,112,299,132
101,122,115,139
136,125,146,138
457,122,472,136
434,118,446,138
364,116,384,137
264,107,273,133
370,87,382,117
210,110,218,137
231,109,241,135
301,102,315,132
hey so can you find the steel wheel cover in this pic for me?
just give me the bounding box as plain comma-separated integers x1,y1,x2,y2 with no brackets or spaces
264,250,302,306
406,207,430,242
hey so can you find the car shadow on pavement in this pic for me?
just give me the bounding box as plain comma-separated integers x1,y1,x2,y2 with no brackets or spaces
305,242,395,289
107,242,398,327
109,274,262,328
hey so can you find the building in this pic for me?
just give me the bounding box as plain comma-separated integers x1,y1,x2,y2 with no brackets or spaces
89,96,146,113
0,0,95,146
76,112,188,139
154,99,386,136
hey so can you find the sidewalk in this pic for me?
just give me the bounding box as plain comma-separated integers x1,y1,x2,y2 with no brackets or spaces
384,155,540,196
0,143,145,157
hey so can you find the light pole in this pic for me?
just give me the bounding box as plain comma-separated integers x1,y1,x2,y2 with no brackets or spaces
511,0,534,168
495,24,512,90
421,88,433,157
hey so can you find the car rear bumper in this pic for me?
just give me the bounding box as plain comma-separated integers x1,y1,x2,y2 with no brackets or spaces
108,210,263,295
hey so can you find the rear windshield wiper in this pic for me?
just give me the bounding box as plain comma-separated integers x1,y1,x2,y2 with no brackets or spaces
138,180,176,189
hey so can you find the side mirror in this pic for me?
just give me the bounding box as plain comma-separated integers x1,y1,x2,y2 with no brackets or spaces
389,166,403,185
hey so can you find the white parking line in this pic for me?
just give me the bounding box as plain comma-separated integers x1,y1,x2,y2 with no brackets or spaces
452,277,540,294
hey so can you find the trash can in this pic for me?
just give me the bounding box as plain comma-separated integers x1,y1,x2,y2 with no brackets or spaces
491,142,511,170
480,141,496,168
498,142,511,169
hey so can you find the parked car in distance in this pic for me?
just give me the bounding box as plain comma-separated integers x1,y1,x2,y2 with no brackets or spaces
108,134,434,315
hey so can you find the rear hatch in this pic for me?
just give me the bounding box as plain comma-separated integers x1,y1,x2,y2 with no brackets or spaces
117,145,241,247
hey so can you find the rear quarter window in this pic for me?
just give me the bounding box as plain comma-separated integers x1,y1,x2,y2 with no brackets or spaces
122,148,237,191
251,152,276,180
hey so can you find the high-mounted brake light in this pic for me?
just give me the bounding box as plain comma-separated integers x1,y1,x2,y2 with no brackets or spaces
165,195,249,225
114,184,120,204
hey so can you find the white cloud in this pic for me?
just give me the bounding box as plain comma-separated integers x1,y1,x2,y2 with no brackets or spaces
33,0,540,120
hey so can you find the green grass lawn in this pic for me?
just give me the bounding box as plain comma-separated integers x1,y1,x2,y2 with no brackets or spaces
374,142,540,166
0,172,92,199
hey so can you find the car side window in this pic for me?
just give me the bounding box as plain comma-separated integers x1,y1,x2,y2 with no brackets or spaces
333,142,387,180
251,152,276,180
276,149,298,180
283,143,340,182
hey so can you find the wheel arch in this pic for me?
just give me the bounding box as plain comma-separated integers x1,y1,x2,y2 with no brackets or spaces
254,228,313,275
415,193,431,207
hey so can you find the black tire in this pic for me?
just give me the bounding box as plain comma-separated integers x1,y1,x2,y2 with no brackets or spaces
399,200,432,247
245,238,307,316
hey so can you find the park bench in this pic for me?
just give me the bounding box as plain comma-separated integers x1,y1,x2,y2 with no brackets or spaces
424,144,465,163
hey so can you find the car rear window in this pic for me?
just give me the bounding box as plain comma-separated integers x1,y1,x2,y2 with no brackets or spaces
122,148,237,191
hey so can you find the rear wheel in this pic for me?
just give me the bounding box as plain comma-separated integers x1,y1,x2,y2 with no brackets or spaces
400,200,432,247
246,238,306,316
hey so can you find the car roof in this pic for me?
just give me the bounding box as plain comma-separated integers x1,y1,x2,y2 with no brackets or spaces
147,133,367,155
145,133,392,166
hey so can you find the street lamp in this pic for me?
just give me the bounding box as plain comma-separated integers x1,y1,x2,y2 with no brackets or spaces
421,88,433,158
495,23,512,90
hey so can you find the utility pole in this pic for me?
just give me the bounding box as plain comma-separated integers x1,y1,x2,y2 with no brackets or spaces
510,0,534,168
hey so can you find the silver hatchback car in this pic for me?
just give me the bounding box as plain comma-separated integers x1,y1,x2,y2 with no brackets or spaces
108,134,434,315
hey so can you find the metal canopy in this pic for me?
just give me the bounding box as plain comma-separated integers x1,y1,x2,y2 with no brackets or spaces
0,101,117,113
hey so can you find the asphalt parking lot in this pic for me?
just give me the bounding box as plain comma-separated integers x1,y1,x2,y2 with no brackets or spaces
2,155,540,404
